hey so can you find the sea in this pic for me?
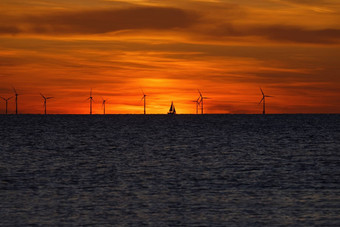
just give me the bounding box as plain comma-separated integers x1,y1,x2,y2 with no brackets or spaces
0,114,339,226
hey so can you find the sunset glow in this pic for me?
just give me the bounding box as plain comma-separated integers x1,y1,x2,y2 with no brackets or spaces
1,0,339,114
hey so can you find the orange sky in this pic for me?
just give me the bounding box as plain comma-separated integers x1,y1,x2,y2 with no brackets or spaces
0,0,339,114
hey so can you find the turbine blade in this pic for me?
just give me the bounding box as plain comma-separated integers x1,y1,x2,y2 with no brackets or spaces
40,93,45,99
266,95,273,97
198,89,202,97
260,87,264,96
12,87,17,94
0,96,5,101
259,97,264,104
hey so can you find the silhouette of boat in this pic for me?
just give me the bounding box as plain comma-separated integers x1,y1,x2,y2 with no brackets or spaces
168,101,176,114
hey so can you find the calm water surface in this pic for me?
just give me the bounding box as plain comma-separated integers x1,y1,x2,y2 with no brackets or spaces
0,114,339,226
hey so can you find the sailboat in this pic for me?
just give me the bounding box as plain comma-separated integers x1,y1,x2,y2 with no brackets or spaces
168,101,176,114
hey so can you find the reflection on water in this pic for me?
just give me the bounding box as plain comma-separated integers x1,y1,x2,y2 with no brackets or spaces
0,115,339,225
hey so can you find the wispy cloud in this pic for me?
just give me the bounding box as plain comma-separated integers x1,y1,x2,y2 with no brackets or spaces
1,6,339,45
0,7,199,35
205,24,340,44
0,26,21,34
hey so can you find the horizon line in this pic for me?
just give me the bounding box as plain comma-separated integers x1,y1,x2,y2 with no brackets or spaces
0,113,339,115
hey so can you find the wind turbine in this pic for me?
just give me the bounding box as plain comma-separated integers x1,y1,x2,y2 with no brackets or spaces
102,97,107,115
259,88,273,115
192,96,200,114
87,89,94,115
40,93,53,115
141,89,147,114
12,87,20,114
198,90,209,114
0,96,13,114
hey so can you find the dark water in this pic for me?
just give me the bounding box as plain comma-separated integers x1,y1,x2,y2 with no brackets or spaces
0,114,339,226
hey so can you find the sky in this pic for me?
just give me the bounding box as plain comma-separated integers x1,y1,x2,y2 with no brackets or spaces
0,0,339,114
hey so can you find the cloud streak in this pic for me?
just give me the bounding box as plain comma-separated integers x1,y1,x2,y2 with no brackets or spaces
205,24,340,44
17,7,199,34
0,26,21,34
1,2,339,45
253,25,340,44
2,9,340,45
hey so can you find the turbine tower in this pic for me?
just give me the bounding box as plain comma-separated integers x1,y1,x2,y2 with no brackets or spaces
259,88,273,115
87,89,94,115
198,90,209,114
102,97,107,115
141,90,147,114
1,96,13,114
12,87,19,114
40,93,53,115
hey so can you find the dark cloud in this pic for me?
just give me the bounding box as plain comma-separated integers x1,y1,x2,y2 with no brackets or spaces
254,26,340,44
280,0,329,5
21,7,200,34
1,4,339,45
0,26,21,34
1,6,339,45
209,24,340,44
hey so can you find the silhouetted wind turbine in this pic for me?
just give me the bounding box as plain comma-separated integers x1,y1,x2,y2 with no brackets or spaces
198,90,209,114
40,93,53,115
192,96,200,114
87,89,94,115
12,87,20,114
141,89,147,114
1,96,13,114
102,97,107,115
259,88,273,115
